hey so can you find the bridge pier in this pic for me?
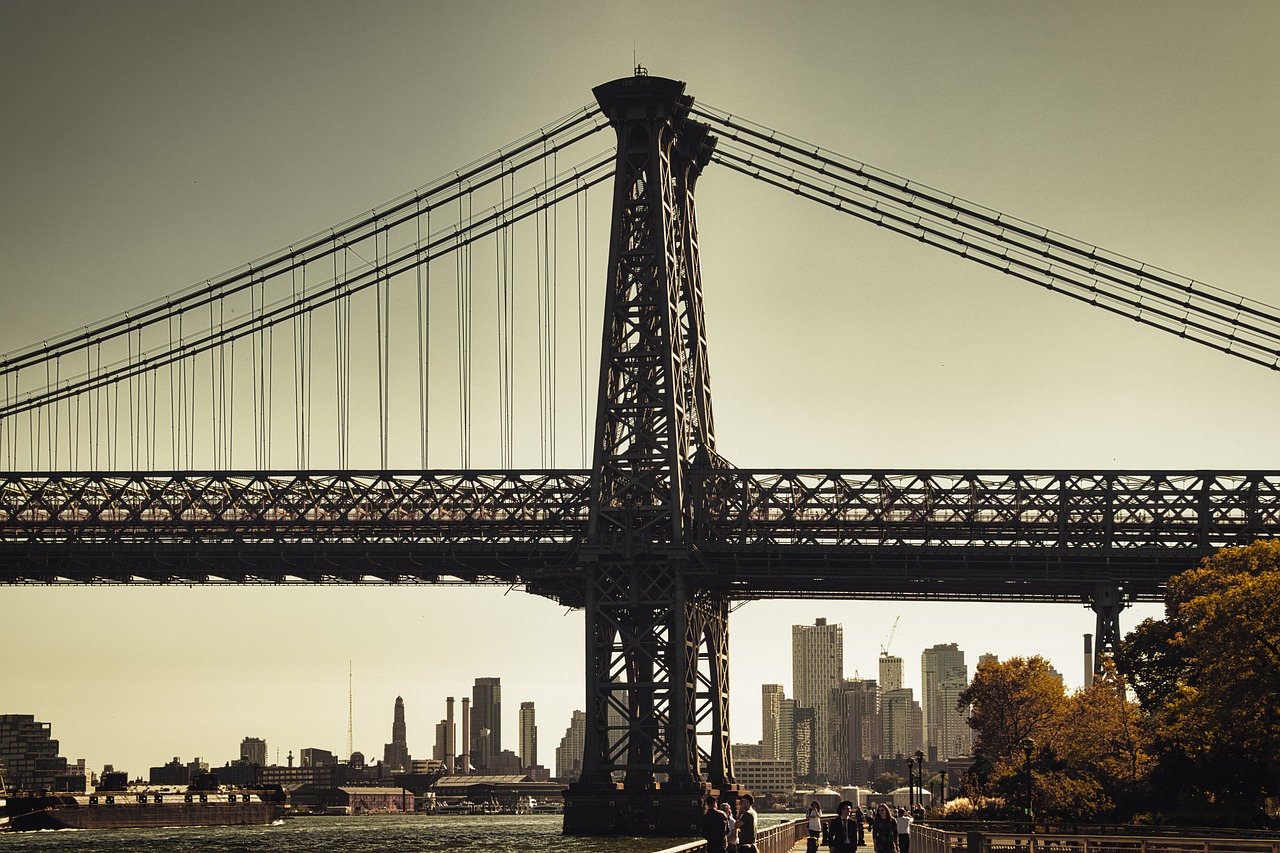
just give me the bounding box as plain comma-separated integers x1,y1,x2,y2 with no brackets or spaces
1089,582,1127,673
563,560,735,835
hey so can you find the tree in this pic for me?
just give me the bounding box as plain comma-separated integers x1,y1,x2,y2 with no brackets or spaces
1048,658,1154,821
1117,539,1280,826
960,656,1065,770
872,771,904,795
957,656,1064,815
958,654,1153,822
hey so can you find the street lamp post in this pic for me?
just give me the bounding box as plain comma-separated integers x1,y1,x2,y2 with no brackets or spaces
914,750,925,812
940,768,948,808
1019,737,1036,829
907,758,915,808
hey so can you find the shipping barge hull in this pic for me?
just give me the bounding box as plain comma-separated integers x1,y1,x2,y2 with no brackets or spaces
4,793,284,831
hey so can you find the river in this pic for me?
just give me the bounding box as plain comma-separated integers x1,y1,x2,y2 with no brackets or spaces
0,812,719,852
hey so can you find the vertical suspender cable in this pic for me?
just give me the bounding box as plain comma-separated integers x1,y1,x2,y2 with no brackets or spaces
209,299,217,468
50,357,60,469
417,203,430,469
301,259,311,469
225,299,233,468
147,363,157,470
577,185,588,467
550,148,558,467
537,145,548,468
382,226,391,469
376,223,387,469
251,280,261,470
495,171,507,468
293,256,302,469
128,324,137,469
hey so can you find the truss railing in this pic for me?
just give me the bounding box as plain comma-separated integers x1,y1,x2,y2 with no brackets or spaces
701,470,1280,549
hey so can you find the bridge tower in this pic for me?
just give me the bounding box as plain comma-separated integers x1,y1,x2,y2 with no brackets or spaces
562,72,735,835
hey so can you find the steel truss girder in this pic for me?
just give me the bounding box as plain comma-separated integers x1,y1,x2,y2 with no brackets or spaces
3,469,1279,591
700,469,1280,551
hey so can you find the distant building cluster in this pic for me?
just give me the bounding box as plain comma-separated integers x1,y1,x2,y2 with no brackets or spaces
750,620,981,797
3,624,1073,807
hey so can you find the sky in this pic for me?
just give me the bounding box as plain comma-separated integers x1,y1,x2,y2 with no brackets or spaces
2,1,1279,779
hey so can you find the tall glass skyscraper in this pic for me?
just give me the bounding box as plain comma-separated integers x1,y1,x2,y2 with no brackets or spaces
471,677,501,772
792,618,842,780
519,700,537,770
921,643,970,758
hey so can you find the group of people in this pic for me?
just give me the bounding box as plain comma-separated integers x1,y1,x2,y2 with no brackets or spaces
700,793,759,853
804,800,915,853
701,795,915,853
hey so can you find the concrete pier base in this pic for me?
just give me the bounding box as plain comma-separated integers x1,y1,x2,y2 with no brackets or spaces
563,781,745,836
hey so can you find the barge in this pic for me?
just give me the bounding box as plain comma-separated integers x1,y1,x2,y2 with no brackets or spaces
2,788,285,832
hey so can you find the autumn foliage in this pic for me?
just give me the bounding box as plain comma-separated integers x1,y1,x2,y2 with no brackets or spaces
958,655,1150,822
1116,539,1280,826
957,540,1280,827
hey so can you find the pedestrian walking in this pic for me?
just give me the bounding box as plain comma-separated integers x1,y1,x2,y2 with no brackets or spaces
807,800,824,853
895,806,913,853
871,803,898,853
736,794,759,853
723,801,738,853
824,800,860,852
701,795,729,853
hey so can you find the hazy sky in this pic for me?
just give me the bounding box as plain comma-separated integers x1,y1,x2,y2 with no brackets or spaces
3,1,1278,778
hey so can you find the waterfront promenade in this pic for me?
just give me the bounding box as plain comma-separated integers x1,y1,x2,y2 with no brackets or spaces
654,822,1280,853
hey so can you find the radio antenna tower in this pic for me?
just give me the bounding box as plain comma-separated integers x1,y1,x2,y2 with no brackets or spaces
347,660,354,760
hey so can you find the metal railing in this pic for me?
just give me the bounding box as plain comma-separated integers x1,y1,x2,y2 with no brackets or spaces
913,825,1280,853
652,816,809,853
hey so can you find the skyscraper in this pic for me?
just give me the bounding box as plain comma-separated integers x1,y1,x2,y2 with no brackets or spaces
761,684,785,761
471,677,501,772
878,653,904,697
792,618,842,780
835,677,878,784
879,688,920,758
383,696,410,772
921,643,968,758
938,673,972,758
519,701,537,770
555,710,587,782
0,714,67,792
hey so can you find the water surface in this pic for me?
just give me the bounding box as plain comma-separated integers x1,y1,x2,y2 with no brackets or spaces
0,813,696,852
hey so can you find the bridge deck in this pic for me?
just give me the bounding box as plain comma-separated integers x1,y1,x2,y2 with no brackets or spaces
3,470,1277,602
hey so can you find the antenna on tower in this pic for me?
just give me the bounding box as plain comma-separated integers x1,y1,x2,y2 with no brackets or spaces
347,660,354,761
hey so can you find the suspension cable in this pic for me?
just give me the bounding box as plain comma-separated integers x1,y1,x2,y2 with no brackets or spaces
696,104,1280,370
0,105,609,377
1,153,614,421
695,102,1280,334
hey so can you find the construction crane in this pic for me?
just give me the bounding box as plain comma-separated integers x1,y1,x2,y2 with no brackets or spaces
880,616,901,657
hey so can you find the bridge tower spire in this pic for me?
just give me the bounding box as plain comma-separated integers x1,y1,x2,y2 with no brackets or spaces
563,73,734,835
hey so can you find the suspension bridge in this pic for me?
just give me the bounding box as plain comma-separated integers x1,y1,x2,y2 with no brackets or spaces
3,72,1278,834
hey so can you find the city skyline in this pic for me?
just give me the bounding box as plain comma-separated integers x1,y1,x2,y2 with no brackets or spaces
9,626,1108,781
4,2,1277,780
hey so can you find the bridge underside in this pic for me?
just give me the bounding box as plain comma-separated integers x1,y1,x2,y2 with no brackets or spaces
0,541,1198,604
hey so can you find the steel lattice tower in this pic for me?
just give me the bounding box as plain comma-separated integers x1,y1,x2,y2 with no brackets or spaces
563,73,733,834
